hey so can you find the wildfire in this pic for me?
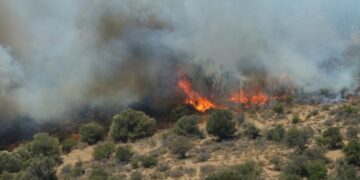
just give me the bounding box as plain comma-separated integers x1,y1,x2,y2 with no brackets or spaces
229,89,269,108
177,71,221,112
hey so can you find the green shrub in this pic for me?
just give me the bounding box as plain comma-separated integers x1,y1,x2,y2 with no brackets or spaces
20,155,57,180
61,139,78,153
343,139,360,166
291,115,300,124
93,142,115,160
0,151,21,173
30,133,60,159
0,172,17,180
171,105,193,121
305,160,327,180
169,136,192,159
316,127,343,149
109,109,156,141
173,115,202,138
267,125,285,142
115,146,133,163
346,126,358,139
130,171,143,180
206,110,236,140
89,166,108,180
285,127,312,151
205,161,261,180
273,104,284,114
139,155,157,168
79,122,104,144
334,160,359,180
70,161,85,177
244,123,260,139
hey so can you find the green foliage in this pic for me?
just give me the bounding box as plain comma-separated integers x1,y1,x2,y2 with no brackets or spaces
20,155,57,180
131,155,157,168
273,104,284,114
130,171,143,180
291,115,300,124
0,172,17,180
244,123,260,139
89,166,108,180
171,105,193,121
109,109,156,141
333,160,359,180
266,125,285,142
285,126,312,151
316,127,343,149
173,115,202,138
70,161,85,177
205,161,261,180
346,126,358,139
79,122,104,144
115,146,133,163
343,139,360,166
305,160,327,180
206,110,236,139
61,139,78,153
93,142,115,160
0,151,21,173
169,136,192,159
30,133,60,159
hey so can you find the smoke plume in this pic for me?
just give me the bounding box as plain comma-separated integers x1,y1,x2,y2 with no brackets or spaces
0,0,360,122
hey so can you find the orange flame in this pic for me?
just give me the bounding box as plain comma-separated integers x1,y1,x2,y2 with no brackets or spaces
177,71,220,112
229,89,269,108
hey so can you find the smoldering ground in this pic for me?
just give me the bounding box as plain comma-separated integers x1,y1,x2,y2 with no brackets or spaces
0,1,360,125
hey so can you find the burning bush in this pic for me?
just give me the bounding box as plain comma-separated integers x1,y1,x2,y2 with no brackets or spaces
206,110,236,140
79,122,104,145
173,115,203,138
109,109,156,142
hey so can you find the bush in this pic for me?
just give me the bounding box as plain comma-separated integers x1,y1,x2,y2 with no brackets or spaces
305,160,327,180
244,123,260,139
20,156,57,180
285,127,312,151
169,136,192,159
0,151,21,173
346,126,358,139
61,139,78,153
273,104,284,114
70,161,85,177
89,166,108,180
139,155,157,168
343,139,360,166
93,142,115,160
30,133,60,159
291,115,300,124
206,110,236,140
266,125,285,142
130,171,143,180
334,160,359,180
171,105,193,121
316,127,343,149
79,122,104,144
115,146,133,163
109,109,156,141
205,161,261,180
173,115,202,138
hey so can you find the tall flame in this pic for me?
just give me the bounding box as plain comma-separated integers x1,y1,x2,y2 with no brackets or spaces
177,71,220,112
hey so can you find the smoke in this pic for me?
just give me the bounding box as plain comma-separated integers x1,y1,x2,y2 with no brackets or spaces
0,0,360,121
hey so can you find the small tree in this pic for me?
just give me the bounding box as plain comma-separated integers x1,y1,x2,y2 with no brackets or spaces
206,110,236,140
343,139,360,166
174,115,202,138
244,123,260,139
109,109,156,141
171,105,193,121
93,142,115,160
169,136,192,159
61,139,78,153
285,127,312,151
0,151,21,173
79,122,104,144
115,146,133,163
267,125,285,142
30,133,60,159
20,155,57,180
316,127,343,149
305,160,327,180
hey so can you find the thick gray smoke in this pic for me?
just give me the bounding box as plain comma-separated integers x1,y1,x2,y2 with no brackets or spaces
0,0,360,121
